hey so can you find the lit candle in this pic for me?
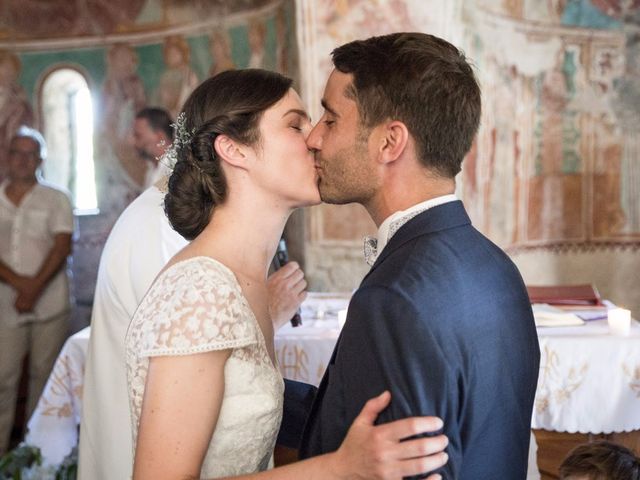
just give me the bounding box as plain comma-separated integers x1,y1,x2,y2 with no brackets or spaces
608,307,631,337
338,309,348,329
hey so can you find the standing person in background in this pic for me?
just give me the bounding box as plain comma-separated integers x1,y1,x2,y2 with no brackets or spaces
0,127,74,455
132,107,174,188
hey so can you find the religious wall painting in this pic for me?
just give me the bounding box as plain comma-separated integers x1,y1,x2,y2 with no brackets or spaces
465,15,640,252
610,32,640,235
275,4,289,74
0,49,34,181
248,19,268,68
528,44,586,243
591,115,625,238
209,28,236,77
0,0,284,39
477,0,640,26
561,0,624,29
99,43,148,189
154,35,200,120
1,0,146,38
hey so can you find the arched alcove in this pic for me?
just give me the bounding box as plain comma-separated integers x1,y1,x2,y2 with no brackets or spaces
40,67,98,213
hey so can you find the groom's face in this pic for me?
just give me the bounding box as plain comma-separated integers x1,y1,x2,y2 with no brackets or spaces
307,70,379,205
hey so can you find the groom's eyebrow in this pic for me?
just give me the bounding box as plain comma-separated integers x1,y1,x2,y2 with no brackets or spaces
321,99,339,117
283,109,311,121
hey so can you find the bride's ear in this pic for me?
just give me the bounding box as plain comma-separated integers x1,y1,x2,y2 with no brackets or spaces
214,134,250,170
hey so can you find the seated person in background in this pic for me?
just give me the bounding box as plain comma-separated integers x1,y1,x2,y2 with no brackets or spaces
559,441,640,480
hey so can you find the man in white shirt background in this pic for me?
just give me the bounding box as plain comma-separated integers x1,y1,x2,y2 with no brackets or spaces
0,126,74,455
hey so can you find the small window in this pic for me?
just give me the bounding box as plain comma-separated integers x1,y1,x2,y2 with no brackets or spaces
40,68,98,214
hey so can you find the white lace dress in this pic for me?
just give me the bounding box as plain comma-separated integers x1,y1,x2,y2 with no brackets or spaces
125,257,284,477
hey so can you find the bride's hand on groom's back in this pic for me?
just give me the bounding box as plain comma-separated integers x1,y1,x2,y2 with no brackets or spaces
331,391,448,480
267,262,307,329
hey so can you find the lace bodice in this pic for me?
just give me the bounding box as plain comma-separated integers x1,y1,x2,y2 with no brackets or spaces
125,257,284,476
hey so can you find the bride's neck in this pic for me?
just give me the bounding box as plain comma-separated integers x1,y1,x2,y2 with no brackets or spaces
193,197,290,282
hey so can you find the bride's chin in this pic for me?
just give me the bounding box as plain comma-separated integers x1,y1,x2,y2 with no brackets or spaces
293,191,322,208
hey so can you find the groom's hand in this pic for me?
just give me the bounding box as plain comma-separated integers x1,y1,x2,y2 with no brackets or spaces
267,262,307,329
332,391,448,480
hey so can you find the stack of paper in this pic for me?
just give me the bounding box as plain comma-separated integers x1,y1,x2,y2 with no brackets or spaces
532,304,585,327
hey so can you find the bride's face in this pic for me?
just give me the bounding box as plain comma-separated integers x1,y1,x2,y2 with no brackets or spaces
253,89,320,208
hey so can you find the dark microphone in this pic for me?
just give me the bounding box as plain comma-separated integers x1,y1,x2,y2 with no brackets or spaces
273,238,302,327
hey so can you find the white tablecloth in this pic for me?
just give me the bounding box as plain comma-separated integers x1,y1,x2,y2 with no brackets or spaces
25,327,90,466
532,319,640,433
24,294,640,468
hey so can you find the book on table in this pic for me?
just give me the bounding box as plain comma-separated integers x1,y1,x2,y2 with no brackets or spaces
526,284,603,306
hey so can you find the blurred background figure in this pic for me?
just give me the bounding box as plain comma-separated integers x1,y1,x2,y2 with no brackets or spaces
155,35,198,119
559,441,640,480
102,43,148,187
0,127,74,455
132,107,174,188
209,28,236,77
247,19,266,68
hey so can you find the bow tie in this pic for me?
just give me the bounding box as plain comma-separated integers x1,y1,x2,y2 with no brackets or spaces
363,235,378,266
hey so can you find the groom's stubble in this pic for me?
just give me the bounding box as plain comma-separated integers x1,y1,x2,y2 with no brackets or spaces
315,127,379,206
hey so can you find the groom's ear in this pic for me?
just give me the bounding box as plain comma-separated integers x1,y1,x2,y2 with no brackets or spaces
376,120,409,165
214,134,249,170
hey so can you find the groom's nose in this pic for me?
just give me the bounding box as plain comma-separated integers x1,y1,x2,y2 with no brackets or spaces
306,123,322,151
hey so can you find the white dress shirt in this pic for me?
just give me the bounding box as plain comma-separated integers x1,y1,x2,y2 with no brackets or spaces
0,180,74,325
78,185,188,480
365,194,458,265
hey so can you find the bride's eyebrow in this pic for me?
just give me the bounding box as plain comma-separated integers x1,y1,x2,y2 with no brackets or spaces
282,109,311,121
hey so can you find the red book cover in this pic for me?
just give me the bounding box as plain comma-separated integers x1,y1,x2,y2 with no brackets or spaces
526,284,603,306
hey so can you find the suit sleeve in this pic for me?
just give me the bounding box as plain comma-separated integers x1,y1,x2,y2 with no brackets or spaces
336,285,462,478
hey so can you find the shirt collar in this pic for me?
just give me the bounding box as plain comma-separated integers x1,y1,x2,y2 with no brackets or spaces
375,194,458,255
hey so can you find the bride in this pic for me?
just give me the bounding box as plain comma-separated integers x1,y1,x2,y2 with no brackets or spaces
125,69,448,480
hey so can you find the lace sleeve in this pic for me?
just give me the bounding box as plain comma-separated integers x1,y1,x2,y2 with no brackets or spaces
134,258,258,358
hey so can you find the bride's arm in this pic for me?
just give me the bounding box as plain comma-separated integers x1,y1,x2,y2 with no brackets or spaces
133,349,231,479
134,351,448,480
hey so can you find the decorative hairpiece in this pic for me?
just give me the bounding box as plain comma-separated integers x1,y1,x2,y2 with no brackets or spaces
159,112,195,170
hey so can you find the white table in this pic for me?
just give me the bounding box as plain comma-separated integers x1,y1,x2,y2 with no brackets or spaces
25,327,90,466
533,319,640,434
25,294,640,470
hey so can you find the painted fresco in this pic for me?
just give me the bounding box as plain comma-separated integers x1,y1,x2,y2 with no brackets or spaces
464,1,640,251
154,36,200,119
0,0,279,38
0,0,146,37
0,50,34,181
0,0,297,325
478,0,639,25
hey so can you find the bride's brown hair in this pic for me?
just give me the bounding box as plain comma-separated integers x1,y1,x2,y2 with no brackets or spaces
164,69,292,240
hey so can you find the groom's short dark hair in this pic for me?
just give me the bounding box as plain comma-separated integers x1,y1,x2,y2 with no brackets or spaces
331,32,481,178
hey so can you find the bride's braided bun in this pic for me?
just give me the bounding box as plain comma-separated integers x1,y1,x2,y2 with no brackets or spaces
164,69,292,240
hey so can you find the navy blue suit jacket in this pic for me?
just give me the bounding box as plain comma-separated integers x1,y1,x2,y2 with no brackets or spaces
299,201,540,479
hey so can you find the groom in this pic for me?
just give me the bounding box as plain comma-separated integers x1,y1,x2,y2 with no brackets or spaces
300,33,540,478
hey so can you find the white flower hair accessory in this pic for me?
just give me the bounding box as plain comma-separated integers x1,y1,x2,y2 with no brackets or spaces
159,112,195,170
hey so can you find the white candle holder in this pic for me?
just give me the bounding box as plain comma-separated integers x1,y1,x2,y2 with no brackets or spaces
608,307,631,337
